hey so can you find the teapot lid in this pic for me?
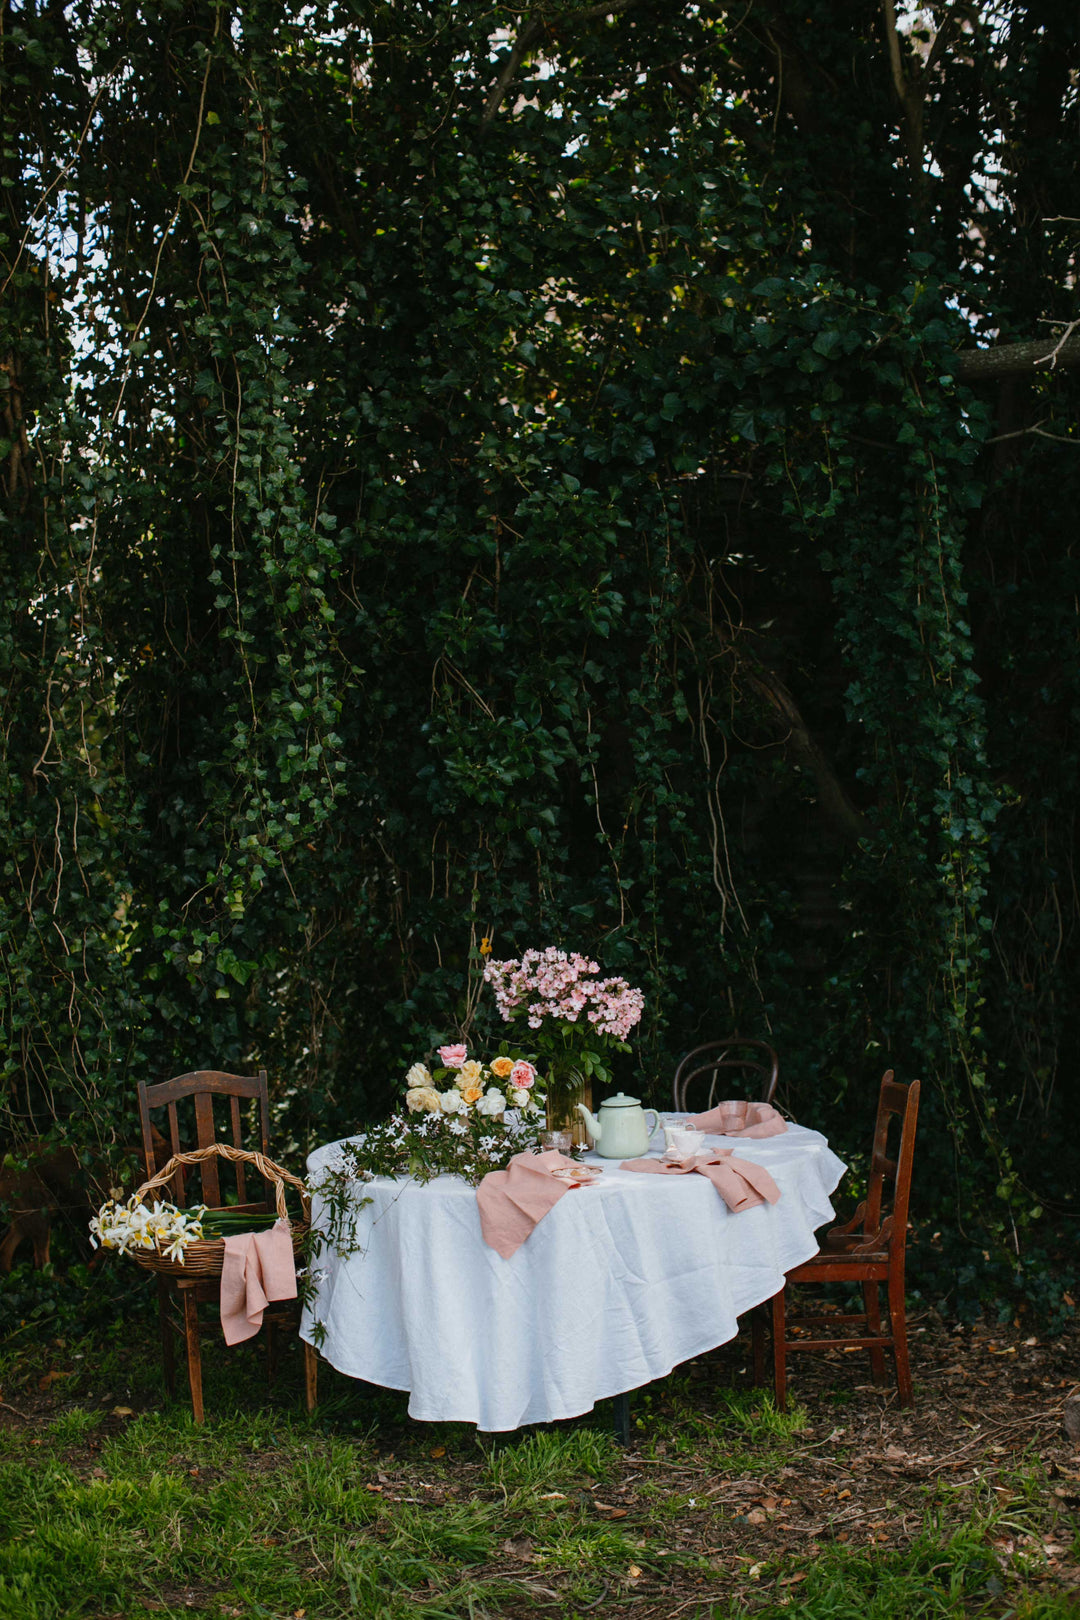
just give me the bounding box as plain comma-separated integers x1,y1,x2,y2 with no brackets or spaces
602,1092,641,1108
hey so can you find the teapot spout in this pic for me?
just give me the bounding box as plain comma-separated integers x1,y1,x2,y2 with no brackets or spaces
575,1102,602,1144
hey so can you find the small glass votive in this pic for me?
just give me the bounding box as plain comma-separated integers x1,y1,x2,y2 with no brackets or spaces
540,1129,573,1154
663,1124,705,1160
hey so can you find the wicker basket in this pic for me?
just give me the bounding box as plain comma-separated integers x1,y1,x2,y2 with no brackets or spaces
129,1143,310,1279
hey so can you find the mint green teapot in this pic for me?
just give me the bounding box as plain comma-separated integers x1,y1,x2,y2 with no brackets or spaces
576,1093,661,1160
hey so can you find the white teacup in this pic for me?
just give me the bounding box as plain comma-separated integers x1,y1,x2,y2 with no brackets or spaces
662,1124,704,1160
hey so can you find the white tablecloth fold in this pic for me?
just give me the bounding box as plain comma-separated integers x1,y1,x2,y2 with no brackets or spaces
301,1124,846,1431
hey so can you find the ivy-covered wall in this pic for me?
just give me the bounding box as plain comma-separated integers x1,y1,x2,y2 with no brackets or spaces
2,0,1077,1313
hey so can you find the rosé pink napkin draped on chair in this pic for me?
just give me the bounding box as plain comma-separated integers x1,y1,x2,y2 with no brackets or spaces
621,1148,782,1212
476,1149,585,1259
685,1100,787,1138
219,1222,298,1345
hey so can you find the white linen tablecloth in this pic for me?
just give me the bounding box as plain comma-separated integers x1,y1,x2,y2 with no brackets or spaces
301,1124,846,1432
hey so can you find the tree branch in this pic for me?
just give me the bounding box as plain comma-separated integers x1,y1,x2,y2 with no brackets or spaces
953,335,1080,382
740,664,871,844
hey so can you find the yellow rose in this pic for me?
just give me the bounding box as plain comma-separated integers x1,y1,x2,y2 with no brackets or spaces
457,1059,484,1090
489,1056,514,1078
406,1085,442,1115
460,1085,484,1105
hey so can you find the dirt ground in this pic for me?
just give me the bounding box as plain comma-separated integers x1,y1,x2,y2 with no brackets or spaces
2,1304,1078,1617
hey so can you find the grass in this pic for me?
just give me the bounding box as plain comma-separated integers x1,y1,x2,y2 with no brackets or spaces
0,1313,1077,1620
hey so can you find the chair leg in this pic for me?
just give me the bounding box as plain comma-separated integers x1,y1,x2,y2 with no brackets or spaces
888,1271,913,1406
863,1282,886,1384
303,1341,318,1413
157,1276,176,1397
181,1289,205,1425
771,1289,787,1411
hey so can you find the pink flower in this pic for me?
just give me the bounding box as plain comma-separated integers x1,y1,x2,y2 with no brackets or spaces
510,1060,536,1090
438,1044,468,1070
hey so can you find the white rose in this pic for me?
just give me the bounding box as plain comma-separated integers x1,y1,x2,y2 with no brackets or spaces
476,1088,505,1117
511,1088,530,1107
440,1089,467,1114
406,1062,432,1088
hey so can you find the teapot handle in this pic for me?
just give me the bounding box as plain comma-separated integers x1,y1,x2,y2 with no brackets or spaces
644,1109,661,1143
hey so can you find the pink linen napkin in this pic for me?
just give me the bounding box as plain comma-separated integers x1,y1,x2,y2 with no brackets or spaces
685,1099,787,1138
477,1150,585,1260
622,1148,781,1213
219,1221,298,1345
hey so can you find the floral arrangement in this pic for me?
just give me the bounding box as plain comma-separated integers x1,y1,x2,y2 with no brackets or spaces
89,1195,207,1262
483,946,644,1091
89,1195,279,1263
320,1043,546,1192
404,1043,545,1121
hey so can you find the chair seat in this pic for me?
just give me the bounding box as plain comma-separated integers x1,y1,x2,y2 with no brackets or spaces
787,1253,890,1282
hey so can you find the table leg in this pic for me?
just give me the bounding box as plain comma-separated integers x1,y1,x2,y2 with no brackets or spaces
612,1392,631,1446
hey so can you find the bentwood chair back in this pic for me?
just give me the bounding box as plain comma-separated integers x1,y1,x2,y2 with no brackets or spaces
137,1069,316,1424
753,1070,921,1407
673,1038,780,1111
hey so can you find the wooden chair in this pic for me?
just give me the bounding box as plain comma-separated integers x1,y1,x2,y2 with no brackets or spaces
752,1071,920,1409
673,1038,780,1110
137,1069,318,1424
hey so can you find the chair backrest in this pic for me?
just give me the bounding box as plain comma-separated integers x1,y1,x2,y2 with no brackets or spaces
863,1070,920,1245
673,1038,780,1110
137,1069,271,1211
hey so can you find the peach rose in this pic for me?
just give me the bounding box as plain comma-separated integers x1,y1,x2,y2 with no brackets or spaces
460,1085,484,1105
489,1056,514,1079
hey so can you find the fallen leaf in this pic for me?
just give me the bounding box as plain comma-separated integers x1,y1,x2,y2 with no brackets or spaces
780,1572,807,1587
429,1446,445,1458
627,1564,642,1579
38,1371,67,1391
748,1563,764,1579
539,1491,566,1500
597,1505,628,1518
112,1406,134,1419
745,1508,767,1525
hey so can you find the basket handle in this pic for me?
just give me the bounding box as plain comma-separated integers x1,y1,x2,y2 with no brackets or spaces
134,1142,310,1223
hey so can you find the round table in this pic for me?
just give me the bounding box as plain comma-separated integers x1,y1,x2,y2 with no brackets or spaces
301,1124,846,1432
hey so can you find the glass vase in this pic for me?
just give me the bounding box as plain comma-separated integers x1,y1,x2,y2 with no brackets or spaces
544,1062,593,1148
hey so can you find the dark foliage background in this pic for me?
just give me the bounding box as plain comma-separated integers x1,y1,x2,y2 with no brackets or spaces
2,0,1077,1318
